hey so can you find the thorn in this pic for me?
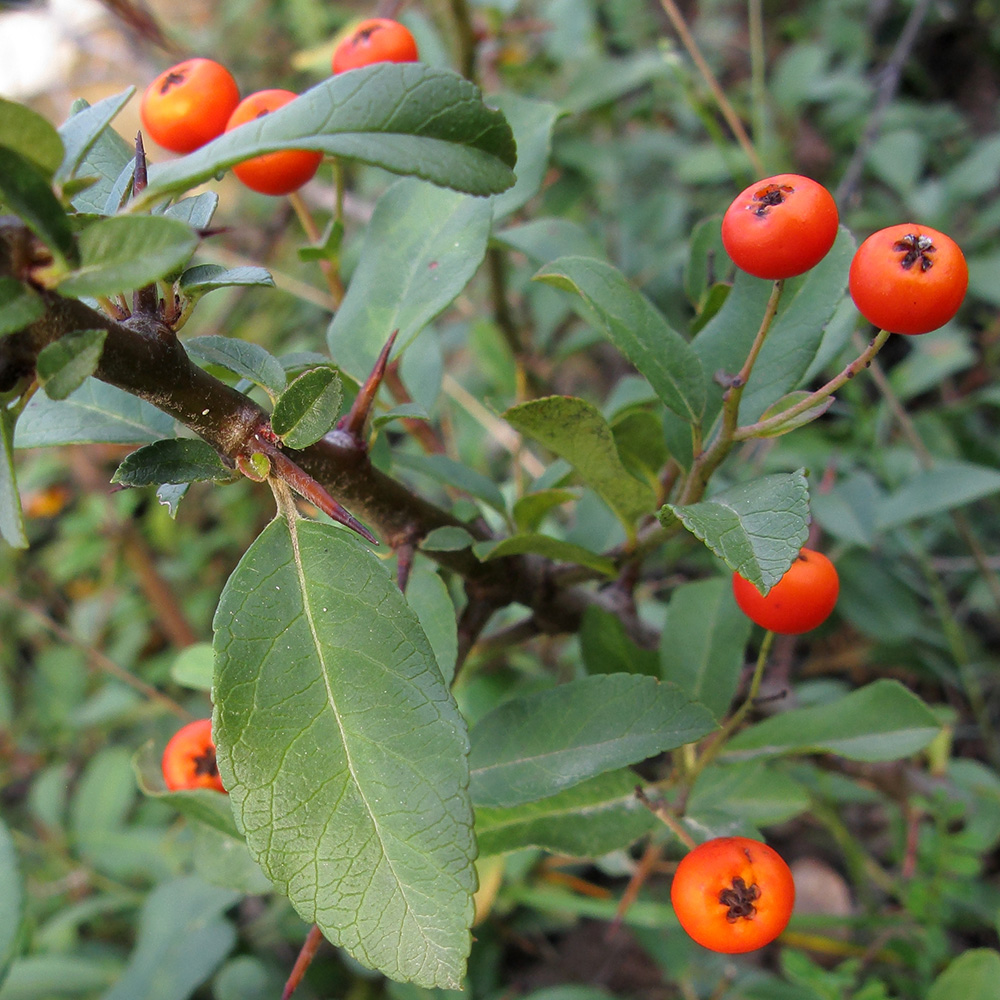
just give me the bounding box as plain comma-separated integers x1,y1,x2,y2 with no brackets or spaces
338,329,399,442
132,133,160,316
282,924,324,1000
252,433,378,544
133,132,148,195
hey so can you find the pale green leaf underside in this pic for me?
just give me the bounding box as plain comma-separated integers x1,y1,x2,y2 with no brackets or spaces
136,64,516,207
213,518,475,988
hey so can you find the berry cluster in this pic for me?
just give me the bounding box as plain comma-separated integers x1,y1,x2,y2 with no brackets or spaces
139,18,419,196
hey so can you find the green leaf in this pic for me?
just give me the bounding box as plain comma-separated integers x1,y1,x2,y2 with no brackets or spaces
489,94,560,219
36,328,107,401
101,877,239,1000
474,534,616,578
396,451,507,514
0,408,27,549
0,815,24,990
929,950,1000,1000
0,147,77,268
270,367,343,449
468,673,716,807
170,642,214,691
111,439,233,487
512,488,578,532
213,518,475,988
686,761,810,828
327,178,491,381
504,396,655,529
193,825,273,896
723,679,940,762
136,64,516,208
752,390,834,438
132,741,241,840
0,98,64,177
0,278,44,336
535,257,705,424
56,88,134,185
666,470,810,592
421,525,477,551
875,461,1000,530
737,227,854,422
405,561,458,685
580,605,659,676
494,218,602,265
162,192,219,229
15,378,175,447
0,955,121,999
57,216,198,297
184,335,286,397
660,577,752,720
476,770,657,857
179,264,273,298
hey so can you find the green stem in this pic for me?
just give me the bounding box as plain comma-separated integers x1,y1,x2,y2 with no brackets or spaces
735,327,892,440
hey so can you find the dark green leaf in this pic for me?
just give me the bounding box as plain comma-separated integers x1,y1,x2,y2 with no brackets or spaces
0,98,63,177
0,814,24,989
136,64,517,207
101,877,239,1000
666,471,810,592
270,367,342,449
327,179,491,381
178,264,274,298
535,257,705,423
15,378,175,447
111,439,233,487
36,328,107,401
504,396,655,529
0,278,44,336
213,518,475,987
875,461,1000,530
475,534,616,578
660,577,752,720
0,408,27,549
57,216,198,297
56,88,134,184
580,605,659,675
469,674,716,807
476,770,657,857
184,335,286,396
489,94,560,219
0,147,77,268
724,679,940,762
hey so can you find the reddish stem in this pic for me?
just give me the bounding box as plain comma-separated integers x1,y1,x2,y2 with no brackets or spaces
282,924,324,1000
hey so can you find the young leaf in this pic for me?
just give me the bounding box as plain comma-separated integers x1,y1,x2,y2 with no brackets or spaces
327,179,491,381
56,88,134,184
476,770,657,857
111,439,233,487
57,216,198,297
468,673,716,807
184,335,286,397
504,396,655,529
36,328,108,401
0,408,27,549
659,577,752,720
213,518,476,988
723,679,940,762
534,256,706,424
0,97,64,177
0,278,44,336
15,378,176,447
752,390,834,438
666,470,810,592
135,64,517,208
270,367,343,449
0,147,78,269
